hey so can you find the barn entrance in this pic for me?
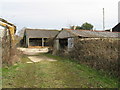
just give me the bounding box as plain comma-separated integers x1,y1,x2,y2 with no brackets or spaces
29,38,42,46
29,38,49,47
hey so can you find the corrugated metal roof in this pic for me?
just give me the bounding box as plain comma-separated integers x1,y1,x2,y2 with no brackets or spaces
25,29,60,38
56,30,120,38
56,30,75,39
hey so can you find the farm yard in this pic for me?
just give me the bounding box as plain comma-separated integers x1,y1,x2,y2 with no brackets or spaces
2,48,119,88
0,17,120,89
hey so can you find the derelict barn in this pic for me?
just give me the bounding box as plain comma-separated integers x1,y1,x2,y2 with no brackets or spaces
54,29,119,52
23,29,59,47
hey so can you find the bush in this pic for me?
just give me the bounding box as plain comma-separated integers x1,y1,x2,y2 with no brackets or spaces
69,38,119,78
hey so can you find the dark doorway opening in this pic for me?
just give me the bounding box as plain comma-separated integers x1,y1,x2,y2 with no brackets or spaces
29,38,42,46
59,38,68,49
44,38,49,46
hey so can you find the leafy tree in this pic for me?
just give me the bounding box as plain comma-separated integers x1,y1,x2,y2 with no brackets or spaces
70,22,94,30
81,22,93,30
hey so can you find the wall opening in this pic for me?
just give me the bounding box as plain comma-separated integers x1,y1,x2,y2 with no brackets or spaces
29,38,42,46
44,38,49,46
59,38,68,49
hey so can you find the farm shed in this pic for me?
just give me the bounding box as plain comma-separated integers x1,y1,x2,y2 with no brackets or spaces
112,23,120,32
23,28,60,47
53,29,120,52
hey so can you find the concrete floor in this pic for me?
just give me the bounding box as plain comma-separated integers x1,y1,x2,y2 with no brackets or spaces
17,47,49,55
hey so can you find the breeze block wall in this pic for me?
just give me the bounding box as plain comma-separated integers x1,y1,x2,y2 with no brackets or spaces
69,38,119,78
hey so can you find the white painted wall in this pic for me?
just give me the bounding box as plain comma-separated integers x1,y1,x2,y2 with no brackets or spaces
68,38,74,51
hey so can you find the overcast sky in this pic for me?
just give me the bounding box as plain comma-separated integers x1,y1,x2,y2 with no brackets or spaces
0,0,119,32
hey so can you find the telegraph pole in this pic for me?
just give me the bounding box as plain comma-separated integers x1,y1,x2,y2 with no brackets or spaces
103,8,105,30
118,1,120,23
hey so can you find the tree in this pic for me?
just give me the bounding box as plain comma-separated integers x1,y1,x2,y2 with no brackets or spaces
70,22,94,30
81,22,93,30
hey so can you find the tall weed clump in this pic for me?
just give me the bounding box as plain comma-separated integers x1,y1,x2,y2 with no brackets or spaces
2,35,20,66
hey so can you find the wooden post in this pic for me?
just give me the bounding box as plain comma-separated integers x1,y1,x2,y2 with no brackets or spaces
42,38,44,47
28,38,29,47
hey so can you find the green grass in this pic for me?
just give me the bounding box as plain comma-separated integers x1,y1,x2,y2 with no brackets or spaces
2,53,119,88
20,54,31,63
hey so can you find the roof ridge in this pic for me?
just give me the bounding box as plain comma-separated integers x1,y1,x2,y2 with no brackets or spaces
65,29,120,33
25,28,60,31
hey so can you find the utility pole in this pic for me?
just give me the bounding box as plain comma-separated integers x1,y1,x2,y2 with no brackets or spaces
118,1,120,23
103,8,105,30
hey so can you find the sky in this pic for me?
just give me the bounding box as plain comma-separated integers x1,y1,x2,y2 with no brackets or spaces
0,0,119,32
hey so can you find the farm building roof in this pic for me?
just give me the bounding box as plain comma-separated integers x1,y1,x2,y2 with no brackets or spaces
25,28,60,38
56,29,120,38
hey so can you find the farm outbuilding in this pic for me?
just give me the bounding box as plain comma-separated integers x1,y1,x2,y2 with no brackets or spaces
23,28,60,48
112,23,120,32
53,29,120,52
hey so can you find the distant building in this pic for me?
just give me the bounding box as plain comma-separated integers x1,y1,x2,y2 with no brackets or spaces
22,28,60,47
111,2,120,32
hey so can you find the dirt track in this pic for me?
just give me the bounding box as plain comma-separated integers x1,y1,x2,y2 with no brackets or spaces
17,47,56,63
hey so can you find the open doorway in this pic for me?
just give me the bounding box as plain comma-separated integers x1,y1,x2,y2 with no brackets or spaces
59,38,68,49
29,38,42,46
